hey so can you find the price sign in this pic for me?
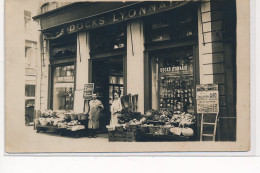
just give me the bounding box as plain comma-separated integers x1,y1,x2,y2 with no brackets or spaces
83,83,94,100
196,83,219,113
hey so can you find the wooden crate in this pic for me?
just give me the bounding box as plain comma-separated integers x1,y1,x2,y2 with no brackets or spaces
108,131,136,142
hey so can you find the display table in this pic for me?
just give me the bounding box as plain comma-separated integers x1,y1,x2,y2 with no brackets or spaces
36,125,86,138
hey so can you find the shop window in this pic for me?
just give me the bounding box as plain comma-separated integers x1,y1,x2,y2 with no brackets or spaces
25,85,35,97
150,46,195,113
50,34,77,59
90,24,126,54
145,5,197,44
52,64,75,110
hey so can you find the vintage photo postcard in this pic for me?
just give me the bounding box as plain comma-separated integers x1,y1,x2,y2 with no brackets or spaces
5,0,250,153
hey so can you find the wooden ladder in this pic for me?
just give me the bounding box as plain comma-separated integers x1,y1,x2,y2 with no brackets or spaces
200,113,219,141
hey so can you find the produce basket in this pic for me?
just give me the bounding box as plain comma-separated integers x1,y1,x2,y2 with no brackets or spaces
149,126,161,134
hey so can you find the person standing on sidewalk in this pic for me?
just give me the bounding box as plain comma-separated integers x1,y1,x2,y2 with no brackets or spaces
110,91,122,129
88,93,104,138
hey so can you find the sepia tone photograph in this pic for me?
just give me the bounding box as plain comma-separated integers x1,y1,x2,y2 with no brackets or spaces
5,0,250,153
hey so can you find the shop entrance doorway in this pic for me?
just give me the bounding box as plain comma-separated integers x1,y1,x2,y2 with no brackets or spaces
91,55,125,132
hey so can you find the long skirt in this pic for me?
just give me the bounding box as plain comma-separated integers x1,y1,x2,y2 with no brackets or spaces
110,113,120,127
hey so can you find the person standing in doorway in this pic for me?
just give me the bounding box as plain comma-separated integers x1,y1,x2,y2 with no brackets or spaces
110,91,122,128
88,93,104,138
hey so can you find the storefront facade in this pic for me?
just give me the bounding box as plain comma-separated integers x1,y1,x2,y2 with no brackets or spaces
33,0,237,141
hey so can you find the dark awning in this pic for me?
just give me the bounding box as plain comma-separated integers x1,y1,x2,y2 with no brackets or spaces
35,1,198,39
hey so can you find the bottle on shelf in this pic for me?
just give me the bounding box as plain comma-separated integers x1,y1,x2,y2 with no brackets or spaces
160,98,164,108
167,98,171,107
171,98,174,107
189,97,193,105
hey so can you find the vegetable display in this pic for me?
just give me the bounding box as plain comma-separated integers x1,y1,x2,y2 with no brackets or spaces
107,108,196,137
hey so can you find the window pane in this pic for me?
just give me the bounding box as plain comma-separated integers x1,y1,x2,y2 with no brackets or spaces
52,64,74,110
25,85,35,97
150,47,194,113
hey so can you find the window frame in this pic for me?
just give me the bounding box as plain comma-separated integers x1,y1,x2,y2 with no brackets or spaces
49,62,76,111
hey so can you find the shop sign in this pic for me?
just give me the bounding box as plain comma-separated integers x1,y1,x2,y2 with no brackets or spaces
196,83,219,113
160,65,188,73
43,1,194,39
83,83,94,100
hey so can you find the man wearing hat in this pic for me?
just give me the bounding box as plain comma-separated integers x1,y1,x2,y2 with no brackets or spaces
88,93,104,138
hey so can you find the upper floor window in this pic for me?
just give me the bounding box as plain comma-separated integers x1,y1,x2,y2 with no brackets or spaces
90,24,127,54
145,5,197,44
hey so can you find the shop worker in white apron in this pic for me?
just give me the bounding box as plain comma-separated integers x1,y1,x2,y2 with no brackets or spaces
110,91,122,128
88,93,104,138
